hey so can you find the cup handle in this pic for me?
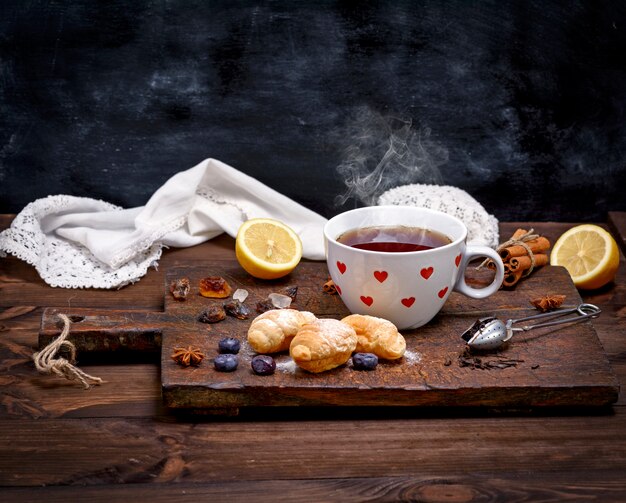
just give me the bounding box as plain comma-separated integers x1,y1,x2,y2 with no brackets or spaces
454,245,505,299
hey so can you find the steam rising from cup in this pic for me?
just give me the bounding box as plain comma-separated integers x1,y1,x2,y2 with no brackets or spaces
334,107,448,207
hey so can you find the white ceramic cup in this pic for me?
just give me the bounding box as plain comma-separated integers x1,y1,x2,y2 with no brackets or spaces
324,206,505,330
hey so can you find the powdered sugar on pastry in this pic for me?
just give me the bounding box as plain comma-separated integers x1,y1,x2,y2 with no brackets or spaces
248,309,316,354
341,314,406,360
290,318,357,373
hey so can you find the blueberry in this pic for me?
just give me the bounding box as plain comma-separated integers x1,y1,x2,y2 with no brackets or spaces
214,354,238,372
352,353,378,371
218,337,241,354
251,355,276,376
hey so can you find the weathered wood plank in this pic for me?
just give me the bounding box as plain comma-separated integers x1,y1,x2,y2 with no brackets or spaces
0,361,163,419
2,472,626,503
39,308,167,353
3,308,625,418
159,263,618,409
0,306,162,419
608,211,626,255
34,261,618,409
0,413,625,487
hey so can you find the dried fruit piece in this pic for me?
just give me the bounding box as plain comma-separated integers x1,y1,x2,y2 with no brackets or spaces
530,294,566,312
199,276,232,298
224,300,251,320
171,346,204,367
214,354,238,372
170,278,190,301
218,337,241,354
323,279,338,295
198,306,226,323
352,353,378,371
256,298,276,314
251,355,276,375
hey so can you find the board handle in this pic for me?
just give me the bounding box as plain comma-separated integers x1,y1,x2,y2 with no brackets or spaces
39,307,168,353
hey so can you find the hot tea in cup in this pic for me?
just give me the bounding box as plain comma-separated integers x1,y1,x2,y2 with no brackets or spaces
337,225,451,252
324,206,505,330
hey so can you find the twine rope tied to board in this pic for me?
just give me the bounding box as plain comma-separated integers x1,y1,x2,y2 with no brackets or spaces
33,313,104,389
478,228,540,276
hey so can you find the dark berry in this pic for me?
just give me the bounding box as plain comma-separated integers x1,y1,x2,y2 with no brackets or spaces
214,354,238,372
352,353,378,371
251,355,276,376
218,337,241,354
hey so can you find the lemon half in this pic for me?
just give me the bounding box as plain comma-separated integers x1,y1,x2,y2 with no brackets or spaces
235,218,303,280
550,224,620,290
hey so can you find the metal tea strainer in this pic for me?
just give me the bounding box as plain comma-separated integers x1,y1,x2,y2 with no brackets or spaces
461,303,602,351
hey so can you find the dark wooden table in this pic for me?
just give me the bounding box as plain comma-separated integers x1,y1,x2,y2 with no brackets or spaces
1,214,625,502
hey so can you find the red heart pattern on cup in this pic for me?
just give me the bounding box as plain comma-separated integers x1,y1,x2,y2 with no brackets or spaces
420,267,434,280
337,267,451,309
401,297,416,308
360,295,374,307
335,255,459,307
344,270,450,308
373,270,388,283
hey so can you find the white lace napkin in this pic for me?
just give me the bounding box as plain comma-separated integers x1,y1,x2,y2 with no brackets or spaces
0,158,327,289
378,184,499,248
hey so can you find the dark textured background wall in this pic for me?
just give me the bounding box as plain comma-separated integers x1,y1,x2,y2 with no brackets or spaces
1,1,625,221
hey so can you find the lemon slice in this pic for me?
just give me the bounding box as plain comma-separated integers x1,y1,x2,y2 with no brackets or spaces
550,224,620,290
235,218,303,279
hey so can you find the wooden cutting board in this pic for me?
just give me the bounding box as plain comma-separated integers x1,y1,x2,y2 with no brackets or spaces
39,261,619,409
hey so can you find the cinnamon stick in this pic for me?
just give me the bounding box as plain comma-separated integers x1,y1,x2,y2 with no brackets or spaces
509,253,549,272
502,270,523,288
510,228,528,240
499,236,551,261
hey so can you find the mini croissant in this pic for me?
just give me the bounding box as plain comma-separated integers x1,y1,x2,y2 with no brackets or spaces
341,314,406,360
248,309,316,354
290,318,357,373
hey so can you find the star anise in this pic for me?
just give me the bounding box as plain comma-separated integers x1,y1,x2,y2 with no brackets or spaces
530,294,566,312
171,346,205,367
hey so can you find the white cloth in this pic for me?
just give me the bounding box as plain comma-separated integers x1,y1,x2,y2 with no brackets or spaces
0,158,327,289
377,184,500,248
